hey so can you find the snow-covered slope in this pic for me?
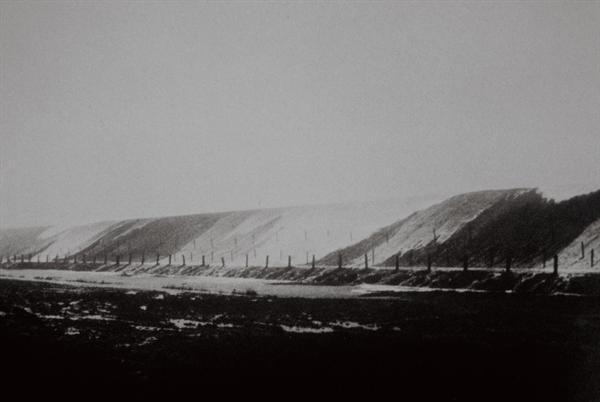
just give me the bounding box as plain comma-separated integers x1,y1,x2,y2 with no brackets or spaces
558,218,600,270
0,195,441,265
319,189,530,267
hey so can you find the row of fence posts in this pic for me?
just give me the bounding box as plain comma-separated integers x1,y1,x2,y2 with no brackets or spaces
0,245,597,273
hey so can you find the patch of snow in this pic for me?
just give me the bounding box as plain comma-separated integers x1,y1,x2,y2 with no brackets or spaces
65,327,80,335
72,314,115,321
39,314,64,320
169,319,205,329
280,325,334,334
331,321,380,331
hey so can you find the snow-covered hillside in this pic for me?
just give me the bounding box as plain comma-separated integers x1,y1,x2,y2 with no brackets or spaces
0,195,442,266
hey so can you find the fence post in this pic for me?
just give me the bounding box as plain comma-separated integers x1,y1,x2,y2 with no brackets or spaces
156,253,160,265
116,255,120,265
312,254,315,269
395,254,399,272
141,253,145,264
553,254,558,275
265,255,269,268
202,254,205,266
182,254,186,266
288,255,291,268
462,253,468,271
221,257,225,268
364,254,368,269
427,254,432,273
128,254,132,265
245,254,249,268
581,242,585,259
338,253,342,269
167,254,171,265
104,254,108,265
591,249,594,268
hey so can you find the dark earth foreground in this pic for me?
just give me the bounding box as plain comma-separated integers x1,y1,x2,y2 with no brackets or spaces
1,279,599,401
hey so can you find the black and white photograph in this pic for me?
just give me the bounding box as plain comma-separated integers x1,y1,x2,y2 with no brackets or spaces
1,1,599,400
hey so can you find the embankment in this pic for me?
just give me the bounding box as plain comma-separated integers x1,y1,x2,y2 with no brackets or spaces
2,261,600,296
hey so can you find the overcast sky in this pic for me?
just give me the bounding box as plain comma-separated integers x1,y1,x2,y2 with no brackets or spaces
1,1,599,228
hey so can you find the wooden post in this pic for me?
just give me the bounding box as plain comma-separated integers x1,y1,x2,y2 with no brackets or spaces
288,255,291,268
116,255,120,265
37,255,40,264
156,253,160,265
245,254,249,268
141,252,145,264
395,254,399,272
371,248,375,265
128,254,132,265
104,254,108,264
591,249,594,268
202,254,205,266
265,255,269,268
312,255,315,269
427,254,432,273
364,254,369,269
581,242,585,259
338,253,342,269
221,257,225,268
182,254,186,266
462,253,468,271
168,254,172,265
553,254,558,275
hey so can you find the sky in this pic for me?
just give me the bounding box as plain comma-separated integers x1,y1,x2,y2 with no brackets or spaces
1,0,599,228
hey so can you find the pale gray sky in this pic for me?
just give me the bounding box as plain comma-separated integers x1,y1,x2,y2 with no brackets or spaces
1,0,599,228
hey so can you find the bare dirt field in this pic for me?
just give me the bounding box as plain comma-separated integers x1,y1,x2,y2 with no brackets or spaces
1,278,599,401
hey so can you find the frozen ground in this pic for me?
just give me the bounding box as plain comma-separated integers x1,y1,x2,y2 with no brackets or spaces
0,278,598,401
